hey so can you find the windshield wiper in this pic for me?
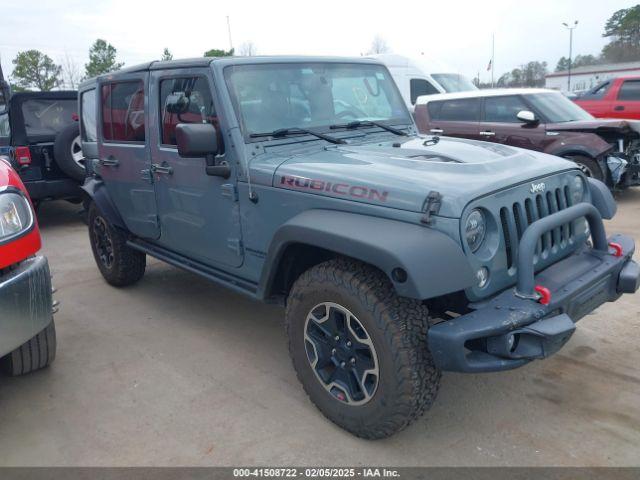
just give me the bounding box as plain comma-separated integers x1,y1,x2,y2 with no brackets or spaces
250,127,346,144
329,120,408,136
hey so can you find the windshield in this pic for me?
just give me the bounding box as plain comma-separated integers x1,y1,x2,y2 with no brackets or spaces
431,73,478,93
526,92,593,123
21,98,77,137
224,63,411,138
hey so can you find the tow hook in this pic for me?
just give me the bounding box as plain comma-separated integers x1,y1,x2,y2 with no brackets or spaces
609,242,623,257
534,285,552,305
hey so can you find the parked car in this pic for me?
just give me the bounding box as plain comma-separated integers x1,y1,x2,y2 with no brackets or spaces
574,76,640,120
0,155,57,375
79,57,639,439
414,88,640,189
369,54,477,110
0,88,84,206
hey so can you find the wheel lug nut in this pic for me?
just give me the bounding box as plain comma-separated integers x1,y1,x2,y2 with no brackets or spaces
334,335,340,341
340,361,346,368
350,357,356,364
346,341,352,347
331,348,337,355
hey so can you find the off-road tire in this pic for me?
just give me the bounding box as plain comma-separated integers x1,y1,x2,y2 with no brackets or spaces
285,258,441,439
53,123,85,182
88,202,146,287
1,320,56,376
564,155,604,182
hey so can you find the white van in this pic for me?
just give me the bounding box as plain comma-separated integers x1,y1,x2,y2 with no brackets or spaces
368,54,477,110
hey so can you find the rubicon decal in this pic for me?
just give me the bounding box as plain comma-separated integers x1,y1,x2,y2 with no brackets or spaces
279,175,389,202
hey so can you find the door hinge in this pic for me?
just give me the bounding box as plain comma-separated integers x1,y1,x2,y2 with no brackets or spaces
221,183,238,202
227,238,243,256
141,168,153,183
421,191,442,225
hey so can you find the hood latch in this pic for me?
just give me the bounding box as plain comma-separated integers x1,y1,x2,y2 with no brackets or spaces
421,191,442,225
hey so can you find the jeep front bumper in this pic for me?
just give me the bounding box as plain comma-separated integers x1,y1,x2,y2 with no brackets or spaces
428,203,639,373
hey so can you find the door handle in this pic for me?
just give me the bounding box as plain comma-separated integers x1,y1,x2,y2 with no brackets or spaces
430,128,444,134
151,163,173,175
479,131,496,137
614,105,625,111
100,156,119,167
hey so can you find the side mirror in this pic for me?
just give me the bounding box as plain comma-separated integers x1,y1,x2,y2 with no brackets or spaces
517,110,538,124
176,123,218,158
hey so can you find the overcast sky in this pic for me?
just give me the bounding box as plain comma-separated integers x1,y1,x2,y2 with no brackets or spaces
0,0,634,84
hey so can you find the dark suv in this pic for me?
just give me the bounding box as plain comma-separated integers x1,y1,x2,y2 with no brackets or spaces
413,88,640,189
0,87,84,205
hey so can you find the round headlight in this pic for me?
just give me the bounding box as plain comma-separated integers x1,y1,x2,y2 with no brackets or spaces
571,175,585,204
0,192,33,241
465,209,486,253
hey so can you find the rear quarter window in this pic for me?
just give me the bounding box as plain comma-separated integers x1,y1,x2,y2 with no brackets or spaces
428,98,479,121
81,89,97,142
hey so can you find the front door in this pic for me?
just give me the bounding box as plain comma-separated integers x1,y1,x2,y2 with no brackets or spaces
97,72,159,239
149,69,243,269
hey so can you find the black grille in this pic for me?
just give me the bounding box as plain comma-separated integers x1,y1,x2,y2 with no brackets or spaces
501,186,575,269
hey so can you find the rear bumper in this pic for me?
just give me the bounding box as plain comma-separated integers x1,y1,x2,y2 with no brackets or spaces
23,178,81,201
0,256,54,357
428,204,639,373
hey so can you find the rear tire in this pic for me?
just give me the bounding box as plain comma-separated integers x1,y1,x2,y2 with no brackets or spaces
53,123,85,182
285,258,441,439
564,155,604,182
1,320,56,376
88,202,146,287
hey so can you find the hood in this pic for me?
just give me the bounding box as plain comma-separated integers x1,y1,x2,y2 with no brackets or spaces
264,136,577,218
547,118,640,135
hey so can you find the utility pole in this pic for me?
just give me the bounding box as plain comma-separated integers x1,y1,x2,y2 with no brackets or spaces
227,16,234,53
562,20,578,92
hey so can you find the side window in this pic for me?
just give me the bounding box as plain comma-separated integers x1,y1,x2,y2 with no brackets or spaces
101,81,145,142
429,98,480,121
159,77,216,146
618,80,640,101
0,113,9,144
81,89,97,142
484,96,529,123
583,81,610,99
410,79,439,104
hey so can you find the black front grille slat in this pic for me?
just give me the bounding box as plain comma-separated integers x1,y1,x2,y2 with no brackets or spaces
499,184,576,270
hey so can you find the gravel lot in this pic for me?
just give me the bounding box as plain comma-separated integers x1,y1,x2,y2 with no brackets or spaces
0,189,638,467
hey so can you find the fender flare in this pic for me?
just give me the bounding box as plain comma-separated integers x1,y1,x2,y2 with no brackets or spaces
80,177,127,229
258,209,476,300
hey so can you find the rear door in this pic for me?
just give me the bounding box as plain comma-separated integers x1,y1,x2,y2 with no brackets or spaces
480,95,547,150
97,72,159,239
613,79,640,119
148,68,243,268
425,98,481,139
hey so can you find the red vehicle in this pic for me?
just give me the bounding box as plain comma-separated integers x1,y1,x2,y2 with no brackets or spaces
574,77,640,120
0,155,57,375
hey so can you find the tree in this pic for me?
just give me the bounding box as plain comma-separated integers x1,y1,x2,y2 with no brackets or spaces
60,52,81,89
85,39,124,78
367,35,390,55
11,50,61,91
496,61,547,88
204,48,234,57
555,54,599,72
161,48,173,61
238,42,257,56
601,5,640,62
555,56,571,72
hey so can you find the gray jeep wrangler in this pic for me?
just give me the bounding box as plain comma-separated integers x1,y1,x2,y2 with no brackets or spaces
78,56,640,439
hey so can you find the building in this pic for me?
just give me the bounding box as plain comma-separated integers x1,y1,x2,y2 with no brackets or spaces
545,61,640,93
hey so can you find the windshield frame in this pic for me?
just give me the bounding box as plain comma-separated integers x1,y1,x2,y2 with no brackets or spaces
223,61,414,144
524,92,594,123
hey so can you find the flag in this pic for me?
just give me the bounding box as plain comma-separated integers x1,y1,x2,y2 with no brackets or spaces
486,59,492,71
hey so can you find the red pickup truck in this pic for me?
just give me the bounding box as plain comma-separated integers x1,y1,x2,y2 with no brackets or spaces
574,77,640,120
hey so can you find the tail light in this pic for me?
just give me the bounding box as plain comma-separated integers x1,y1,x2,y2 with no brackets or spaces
14,146,32,166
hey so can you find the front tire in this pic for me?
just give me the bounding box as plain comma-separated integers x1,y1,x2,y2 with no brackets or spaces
1,320,56,376
285,258,441,439
88,202,146,287
564,155,604,182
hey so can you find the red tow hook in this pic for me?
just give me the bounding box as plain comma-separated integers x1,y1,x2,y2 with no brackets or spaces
534,285,552,305
609,242,623,257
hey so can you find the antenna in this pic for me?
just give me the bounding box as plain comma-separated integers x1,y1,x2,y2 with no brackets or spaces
227,16,234,52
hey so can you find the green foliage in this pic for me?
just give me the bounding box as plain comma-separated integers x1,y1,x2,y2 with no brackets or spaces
204,48,234,57
601,5,640,63
85,39,124,78
555,54,600,72
11,50,61,91
161,48,173,61
497,61,548,88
